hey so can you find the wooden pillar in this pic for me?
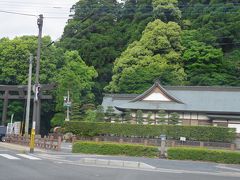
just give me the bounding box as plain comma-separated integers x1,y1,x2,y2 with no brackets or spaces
1,90,9,125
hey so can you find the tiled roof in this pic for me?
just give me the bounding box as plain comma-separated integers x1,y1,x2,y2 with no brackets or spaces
102,83,240,114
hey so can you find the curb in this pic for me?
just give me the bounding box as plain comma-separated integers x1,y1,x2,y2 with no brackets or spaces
0,142,46,153
80,158,156,170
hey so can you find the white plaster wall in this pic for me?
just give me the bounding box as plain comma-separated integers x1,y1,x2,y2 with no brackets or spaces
228,124,240,133
143,93,171,101
183,113,191,119
198,114,209,120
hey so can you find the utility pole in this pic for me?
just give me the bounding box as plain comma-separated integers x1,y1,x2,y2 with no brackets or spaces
66,91,70,121
25,54,33,135
30,14,43,153
34,14,43,134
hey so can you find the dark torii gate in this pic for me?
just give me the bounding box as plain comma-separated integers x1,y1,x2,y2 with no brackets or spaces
0,84,55,133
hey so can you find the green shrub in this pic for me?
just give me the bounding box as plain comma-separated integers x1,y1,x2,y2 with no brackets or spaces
72,141,159,157
64,121,236,142
168,147,240,164
50,113,65,127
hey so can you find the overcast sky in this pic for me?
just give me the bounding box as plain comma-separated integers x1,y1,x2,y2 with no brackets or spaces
0,0,79,40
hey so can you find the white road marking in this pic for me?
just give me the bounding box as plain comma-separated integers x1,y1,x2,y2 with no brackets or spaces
217,165,240,172
17,154,41,160
0,154,20,160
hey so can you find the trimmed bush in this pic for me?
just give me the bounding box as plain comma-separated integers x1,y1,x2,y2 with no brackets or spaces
64,121,236,142
72,141,159,157
168,147,240,164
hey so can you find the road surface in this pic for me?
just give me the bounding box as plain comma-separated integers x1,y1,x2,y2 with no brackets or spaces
0,145,239,180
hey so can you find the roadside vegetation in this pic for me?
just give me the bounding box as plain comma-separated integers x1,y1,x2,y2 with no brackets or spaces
72,141,240,164
168,147,240,164
72,141,159,158
64,121,236,142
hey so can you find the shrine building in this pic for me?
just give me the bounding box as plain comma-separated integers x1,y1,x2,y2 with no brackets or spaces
102,81,240,133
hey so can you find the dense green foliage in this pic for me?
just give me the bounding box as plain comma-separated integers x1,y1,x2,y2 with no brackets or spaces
0,36,97,133
55,50,97,111
72,141,159,157
64,122,236,142
106,19,186,93
50,113,65,127
168,147,240,164
0,36,64,128
179,0,240,86
59,0,154,100
104,0,239,93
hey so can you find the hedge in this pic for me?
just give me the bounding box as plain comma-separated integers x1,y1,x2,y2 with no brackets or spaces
64,122,236,142
168,147,240,164
72,141,159,157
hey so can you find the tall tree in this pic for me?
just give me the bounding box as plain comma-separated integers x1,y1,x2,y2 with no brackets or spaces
136,110,143,124
59,0,122,102
179,0,240,52
221,50,240,86
157,110,167,124
0,36,64,127
106,19,186,93
124,109,132,123
105,106,115,122
95,105,105,121
147,111,153,124
169,112,180,125
181,30,236,86
152,0,181,22
59,0,154,102
55,51,97,111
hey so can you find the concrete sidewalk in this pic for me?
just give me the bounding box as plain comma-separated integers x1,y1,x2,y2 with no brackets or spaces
0,142,46,153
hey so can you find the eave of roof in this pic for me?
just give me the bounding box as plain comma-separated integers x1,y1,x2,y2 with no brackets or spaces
207,115,240,120
115,105,240,115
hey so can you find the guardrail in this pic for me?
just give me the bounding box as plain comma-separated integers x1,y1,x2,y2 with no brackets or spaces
5,134,62,151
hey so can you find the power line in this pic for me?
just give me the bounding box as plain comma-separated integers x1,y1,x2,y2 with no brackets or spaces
0,9,73,19
1,4,240,18
0,8,71,15
0,0,75,6
0,10,37,17
0,3,68,8
44,16,70,19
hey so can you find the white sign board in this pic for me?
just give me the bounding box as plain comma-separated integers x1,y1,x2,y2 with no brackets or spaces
6,122,21,135
6,123,13,135
180,137,186,141
228,124,240,133
13,122,21,135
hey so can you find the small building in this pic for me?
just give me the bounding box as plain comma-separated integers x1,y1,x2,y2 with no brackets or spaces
102,81,240,133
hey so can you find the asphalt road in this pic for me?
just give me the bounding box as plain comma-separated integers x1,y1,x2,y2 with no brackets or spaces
0,146,240,180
